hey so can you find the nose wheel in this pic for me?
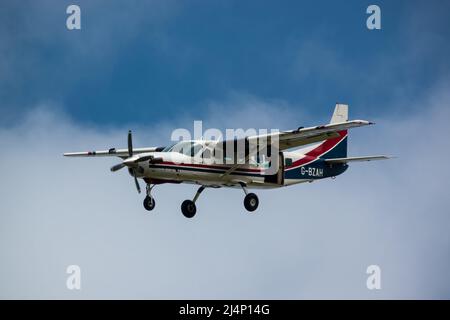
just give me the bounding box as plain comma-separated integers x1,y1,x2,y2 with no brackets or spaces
143,184,156,211
143,196,155,211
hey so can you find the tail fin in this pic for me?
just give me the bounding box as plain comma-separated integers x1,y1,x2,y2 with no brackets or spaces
293,104,349,159
330,103,348,124
320,104,348,159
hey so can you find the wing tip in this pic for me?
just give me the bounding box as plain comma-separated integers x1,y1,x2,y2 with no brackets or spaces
352,119,375,125
63,152,89,157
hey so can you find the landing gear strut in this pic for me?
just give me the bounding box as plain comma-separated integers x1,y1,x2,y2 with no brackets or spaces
143,184,156,211
144,183,258,216
240,182,259,212
181,186,205,218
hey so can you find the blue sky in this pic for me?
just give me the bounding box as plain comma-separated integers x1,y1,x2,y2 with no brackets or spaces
1,1,450,299
2,0,449,127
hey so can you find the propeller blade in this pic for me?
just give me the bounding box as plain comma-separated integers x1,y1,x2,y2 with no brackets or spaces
133,173,141,193
128,130,133,157
110,163,126,172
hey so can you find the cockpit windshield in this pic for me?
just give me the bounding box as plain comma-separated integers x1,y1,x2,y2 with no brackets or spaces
163,141,203,157
162,143,176,152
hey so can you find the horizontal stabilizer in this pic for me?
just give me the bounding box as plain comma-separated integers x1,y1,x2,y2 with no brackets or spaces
324,155,391,164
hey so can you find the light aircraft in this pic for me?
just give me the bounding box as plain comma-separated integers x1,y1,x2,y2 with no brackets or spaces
64,104,390,218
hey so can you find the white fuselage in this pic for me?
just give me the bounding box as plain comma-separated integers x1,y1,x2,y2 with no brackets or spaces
134,150,313,189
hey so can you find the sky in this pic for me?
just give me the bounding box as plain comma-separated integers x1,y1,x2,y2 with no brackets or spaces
1,0,450,299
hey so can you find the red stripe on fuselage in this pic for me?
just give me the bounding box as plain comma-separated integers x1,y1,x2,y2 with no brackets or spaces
286,130,347,169
151,130,347,174
152,161,263,173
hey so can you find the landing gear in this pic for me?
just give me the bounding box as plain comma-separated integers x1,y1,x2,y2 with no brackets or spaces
181,186,205,218
244,193,259,212
143,196,155,211
240,182,259,212
143,184,156,211
143,182,260,217
181,200,196,218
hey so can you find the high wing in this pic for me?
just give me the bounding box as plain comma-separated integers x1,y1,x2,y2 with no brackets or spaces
64,147,163,159
218,104,377,177
217,119,372,178
324,155,391,164
246,119,373,151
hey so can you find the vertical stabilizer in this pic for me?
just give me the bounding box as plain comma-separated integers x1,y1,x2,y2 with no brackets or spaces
321,103,348,159
330,103,348,124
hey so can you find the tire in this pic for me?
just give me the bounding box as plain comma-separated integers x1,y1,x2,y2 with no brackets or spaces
244,193,259,212
143,196,156,211
181,200,197,218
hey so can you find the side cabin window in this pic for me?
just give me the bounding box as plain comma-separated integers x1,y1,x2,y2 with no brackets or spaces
179,142,193,156
249,154,270,168
210,140,274,166
212,141,233,164
191,143,202,157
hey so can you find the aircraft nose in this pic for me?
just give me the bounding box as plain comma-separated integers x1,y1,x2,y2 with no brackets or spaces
123,156,138,166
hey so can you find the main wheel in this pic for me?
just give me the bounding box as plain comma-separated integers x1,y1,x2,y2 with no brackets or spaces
181,200,197,218
143,196,156,211
244,193,259,212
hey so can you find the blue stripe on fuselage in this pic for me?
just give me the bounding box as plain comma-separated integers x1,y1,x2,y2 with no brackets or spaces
320,136,347,159
284,158,348,180
150,160,347,181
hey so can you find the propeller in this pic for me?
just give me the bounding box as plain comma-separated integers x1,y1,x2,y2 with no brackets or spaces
128,130,133,157
133,174,141,193
110,131,164,194
110,162,126,172
110,130,141,193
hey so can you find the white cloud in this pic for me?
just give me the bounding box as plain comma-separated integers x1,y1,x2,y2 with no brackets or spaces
1,85,450,299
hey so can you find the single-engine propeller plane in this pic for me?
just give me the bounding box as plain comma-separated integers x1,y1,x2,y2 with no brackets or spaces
64,104,390,218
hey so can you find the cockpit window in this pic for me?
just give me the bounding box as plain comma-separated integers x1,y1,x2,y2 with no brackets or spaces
164,141,203,157
162,143,176,152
